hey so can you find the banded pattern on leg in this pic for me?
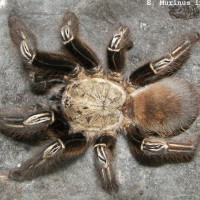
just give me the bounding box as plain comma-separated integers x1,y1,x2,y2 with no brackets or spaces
61,12,101,73
141,133,200,161
126,125,200,162
9,132,88,181
107,25,133,73
8,11,79,94
129,32,200,86
8,10,37,57
9,139,65,181
0,105,54,139
94,132,118,192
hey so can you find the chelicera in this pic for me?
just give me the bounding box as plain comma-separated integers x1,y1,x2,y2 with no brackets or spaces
0,10,199,192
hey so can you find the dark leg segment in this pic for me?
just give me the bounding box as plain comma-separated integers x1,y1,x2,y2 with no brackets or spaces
0,105,54,139
8,11,79,94
141,135,200,160
31,51,78,74
126,125,147,158
107,25,133,72
28,50,79,94
126,125,200,161
29,70,66,94
9,11,78,74
93,132,118,192
9,139,65,181
9,132,88,181
62,132,88,157
129,32,200,86
19,38,79,75
61,12,101,73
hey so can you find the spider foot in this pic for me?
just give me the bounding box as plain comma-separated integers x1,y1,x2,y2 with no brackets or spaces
8,10,37,54
61,12,79,44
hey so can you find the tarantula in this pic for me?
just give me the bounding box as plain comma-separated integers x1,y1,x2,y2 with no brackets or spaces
1,10,200,192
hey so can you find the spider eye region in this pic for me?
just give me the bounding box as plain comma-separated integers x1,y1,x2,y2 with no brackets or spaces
61,78,126,131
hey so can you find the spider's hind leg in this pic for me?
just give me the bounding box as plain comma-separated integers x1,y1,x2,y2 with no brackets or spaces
9,108,89,181
129,32,199,86
61,12,101,74
8,11,79,94
9,131,89,181
126,125,200,162
93,131,118,192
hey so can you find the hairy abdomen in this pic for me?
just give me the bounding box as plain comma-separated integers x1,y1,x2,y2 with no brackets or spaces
126,78,199,135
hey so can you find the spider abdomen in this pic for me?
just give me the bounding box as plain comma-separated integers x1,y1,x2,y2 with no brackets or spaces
61,78,126,131
125,78,199,135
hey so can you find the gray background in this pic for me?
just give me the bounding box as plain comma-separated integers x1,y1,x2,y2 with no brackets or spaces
0,0,200,199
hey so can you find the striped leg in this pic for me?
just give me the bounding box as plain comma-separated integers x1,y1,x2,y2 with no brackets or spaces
0,104,54,140
8,11,79,94
93,131,118,192
61,12,101,73
141,135,200,160
126,125,200,162
9,131,88,181
129,32,199,86
107,25,133,73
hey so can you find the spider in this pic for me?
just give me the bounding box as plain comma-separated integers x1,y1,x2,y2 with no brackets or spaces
1,10,200,192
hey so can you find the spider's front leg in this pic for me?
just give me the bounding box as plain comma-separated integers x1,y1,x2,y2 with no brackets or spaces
61,12,101,73
126,125,200,161
0,104,54,140
9,131,88,181
8,11,79,94
129,32,199,86
107,25,133,74
93,131,118,192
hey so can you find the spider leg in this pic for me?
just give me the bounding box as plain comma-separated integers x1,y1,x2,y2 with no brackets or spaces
107,25,133,73
125,125,147,158
129,32,199,86
0,104,54,140
9,131,88,181
28,68,68,94
61,12,101,74
140,135,199,159
8,11,79,94
93,131,118,192
126,125,200,162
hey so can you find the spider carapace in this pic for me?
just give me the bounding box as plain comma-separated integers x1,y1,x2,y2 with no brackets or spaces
0,10,200,192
